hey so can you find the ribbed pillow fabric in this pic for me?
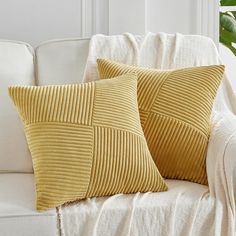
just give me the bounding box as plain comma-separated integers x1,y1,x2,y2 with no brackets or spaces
97,59,225,185
9,74,167,211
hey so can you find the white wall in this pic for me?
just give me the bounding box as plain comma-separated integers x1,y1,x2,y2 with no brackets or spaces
147,0,196,34
1,1,235,88
0,0,199,46
219,6,236,89
220,45,236,88
0,0,84,46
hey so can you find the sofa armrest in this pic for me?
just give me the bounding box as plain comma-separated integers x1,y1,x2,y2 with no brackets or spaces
207,113,236,214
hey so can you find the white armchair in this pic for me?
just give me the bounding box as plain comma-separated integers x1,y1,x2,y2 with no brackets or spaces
0,34,236,236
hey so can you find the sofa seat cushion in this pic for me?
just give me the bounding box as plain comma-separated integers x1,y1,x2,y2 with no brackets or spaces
59,180,220,236
0,174,57,236
0,174,221,236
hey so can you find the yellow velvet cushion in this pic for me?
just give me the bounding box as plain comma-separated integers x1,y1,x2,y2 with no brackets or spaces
9,75,167,211
97,59,225,185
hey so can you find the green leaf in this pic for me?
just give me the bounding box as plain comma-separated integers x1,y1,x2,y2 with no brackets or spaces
220,0,236,6
220,34,236,56
220,27,236,43
220,14,236,33
231,11,236,18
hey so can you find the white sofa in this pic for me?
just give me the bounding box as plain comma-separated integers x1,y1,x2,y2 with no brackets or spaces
0,38,235,236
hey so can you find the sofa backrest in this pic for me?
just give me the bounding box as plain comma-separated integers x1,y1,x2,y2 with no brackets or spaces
0,38,90,173
0,41,35,172
36,38,89,85
1,36,230,173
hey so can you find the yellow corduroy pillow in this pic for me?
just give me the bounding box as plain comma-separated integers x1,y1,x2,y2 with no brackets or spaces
9,74,167,211
97,59,225,185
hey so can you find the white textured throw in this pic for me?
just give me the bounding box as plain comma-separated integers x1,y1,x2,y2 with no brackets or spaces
59,33,236,236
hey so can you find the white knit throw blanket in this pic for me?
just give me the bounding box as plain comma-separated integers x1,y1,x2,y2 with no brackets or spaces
58,33,236,236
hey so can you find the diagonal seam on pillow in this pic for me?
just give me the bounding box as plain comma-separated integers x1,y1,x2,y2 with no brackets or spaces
96,58,225,185
9,74,167,211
